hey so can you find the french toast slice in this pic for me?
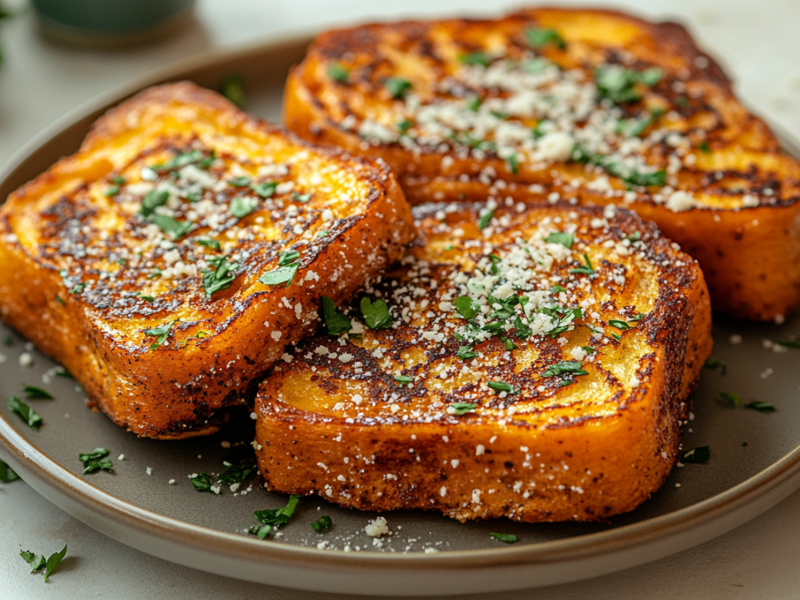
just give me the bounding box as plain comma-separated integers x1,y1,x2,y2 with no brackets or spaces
0,82,415,439
284,7,800,321
255,201,713,522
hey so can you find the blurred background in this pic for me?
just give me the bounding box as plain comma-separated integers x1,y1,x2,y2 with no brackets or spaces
1,1,799,598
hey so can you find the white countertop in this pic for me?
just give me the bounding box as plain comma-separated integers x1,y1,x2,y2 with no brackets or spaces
1,0,800,597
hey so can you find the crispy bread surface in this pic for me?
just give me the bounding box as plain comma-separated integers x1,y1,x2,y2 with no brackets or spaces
284,7,800,321
256,202,712,522
0,82,414,439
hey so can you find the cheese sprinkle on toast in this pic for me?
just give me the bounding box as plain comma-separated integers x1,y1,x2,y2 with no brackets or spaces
255,201,712,522
284,7,800,321
0,82,414,439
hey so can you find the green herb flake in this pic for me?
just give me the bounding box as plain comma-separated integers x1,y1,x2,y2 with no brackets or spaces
251,181,277,198
478,208,495,230
698,141,711,154
258,262,300,288
595,65,663,105
454,296,478,321
23,385,53,400
55,368,74,380
2,336,13,346
457,346,477,361
327,63,350,83
202,255,240,296
525,27,566,50
568,253,595,275
681,446,710,464
394,375,414,386
43,545,68,582
448,402,478,416
361,297,393,330
78,448,113,475
321,296,352,336
291,192,313,203
228,176,251,187
0,459,20,483
140,189,169,218
55,295,65,306
506,153,519,176
541,360,588,379
544,232,574,249
20,544,67,582
230,196,260,219
608,319,631,331
143,320,176,351
104,185,120,197
8,395,43,430
138,294,155,303
716,391,741,407
189,472,219,494
196,238,222,251
312,515,333,533
550,285,566,294
745,401,775,412
111,175,125,185
467,96,482,112
217,460,257,487
459,51,492,68
502,337,518,351
489,532,518,544
220,73,245,108
487,380,518,394
386,77,412,99
775,339,800,349
253,494,301,530
151,214,194,240
703,358,727,375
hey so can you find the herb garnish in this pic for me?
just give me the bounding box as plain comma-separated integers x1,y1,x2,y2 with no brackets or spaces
196,238,222,251
23,385,53,400
220,73,245,107
217,461,257,488
2,336,13,346
394,375,414,386
506,152,519,175
681,446,710,464
572,144,666,187
544,232,574,249
459,51,492,68
143,320,176,351
745,401,775,412
386,77,412,99
447,402,477,416
775,339,800,349
250,495,301,539
230,196,259,219
525,27,566,50
608,319,631,331
454,296,479,321
321,297,352,336
251,181,277,198
78,448,113,475
457,346,477,361
189,472,219,494
328,63,350,83
311,515,333,533
228,176,251,187
489,533,518,544
8,396,43,430
291,192,312,203
698,141,711,154
20,545,67,582
258,251,301,288
568,253,594,275
487,380,518,394
140,189,169,218
0,459,19,483
201,255,239,296
595,65,663,104
151,214,194,240
104,185,120,197
703,358,727,375
361,298,393,330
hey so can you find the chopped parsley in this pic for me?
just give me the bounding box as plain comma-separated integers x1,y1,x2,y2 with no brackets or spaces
201,255,239,296
217,459,257,487
220,73,245,107
595,65,663,104
143,320,176,351
572,144,666,187
259,251,301,288
550,284,566,294
20,545,67,582
230,196,259,219
360,297,393,330
196,238,222,251
398,119,413,135
150,214,194,240
291,192,312,203
8,396,43,430
454,296,479,320
716,391,741,407
189,472,219,494
544,231,574,249
327,63,350,83
487,380,518,394
251,181,277,198
703,358,727,375
699,141,711,154
78,448,113,475
138,294,154,303
538,306,583,338
447,402,477,416
250,495,301,539
775,339,800,349
394,375,414,385
502,337,518,351
321,297,352,335
2,336,13,346
745,401,775,412
0,459,19,483
478,208,495,230
681,446,710,464
459,51,492,68
489,533,518,544
525,27,566,50
621,107,665,137
467,96,482,112
22,385,53,400
386,77,412,99
228,176,251,187
568,253,594,275
104,185,120,197
140,189,169,218
626,231,642,243
541,361,588,385
457,346,477,361
608,319,631,331
506,152,519,175
311,515,333,533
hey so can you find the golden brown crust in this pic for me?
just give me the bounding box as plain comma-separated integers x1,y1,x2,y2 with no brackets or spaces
284,7,800,320
0,82,415,439
255,202,712,522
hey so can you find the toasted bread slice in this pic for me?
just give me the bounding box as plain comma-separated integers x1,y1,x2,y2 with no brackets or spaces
255,201,712,522
0,82,414,439
284,7,800,321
